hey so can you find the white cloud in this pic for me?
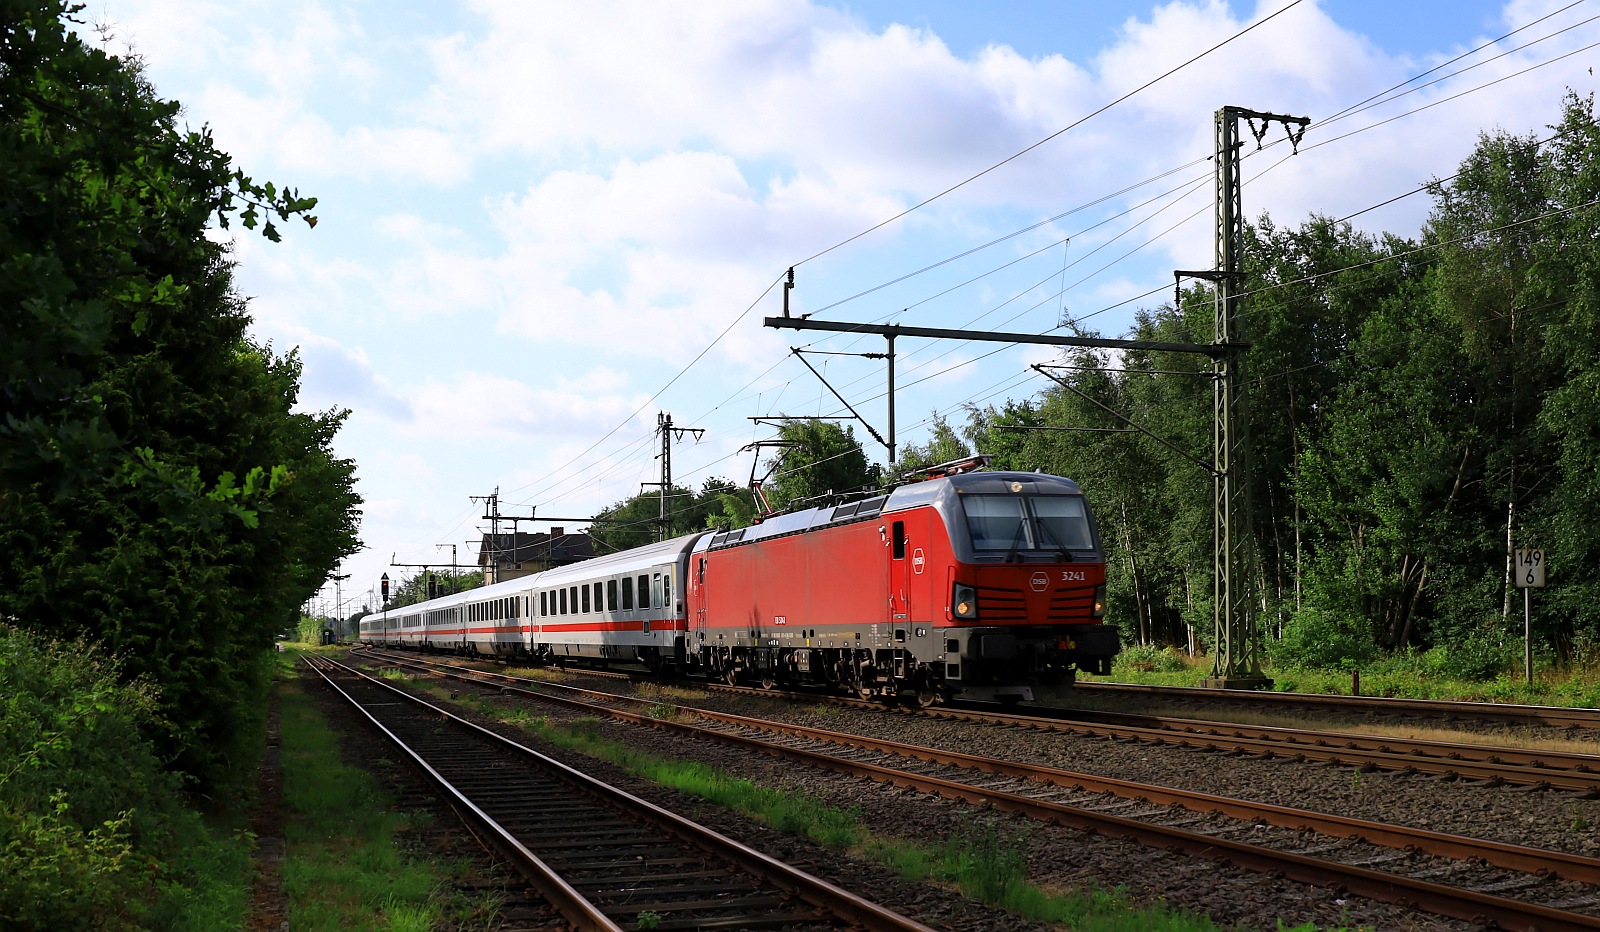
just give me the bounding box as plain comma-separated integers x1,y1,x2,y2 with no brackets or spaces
401,370,652,443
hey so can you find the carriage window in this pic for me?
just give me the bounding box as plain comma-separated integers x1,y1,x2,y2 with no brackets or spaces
608,579,618,611
637,575,650,609
540,591,547,616
622,576,634,610
570,586,578,615
652,573,663,610
581,585,590,613
559,588,567,615
663,572,672,606
593,582,603,613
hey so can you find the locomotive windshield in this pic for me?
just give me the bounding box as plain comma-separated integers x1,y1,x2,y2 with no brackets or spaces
962,494,1094,554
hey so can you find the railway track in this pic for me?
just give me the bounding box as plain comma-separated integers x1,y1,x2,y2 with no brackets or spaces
303,654,938,932
932,702,1600,793
417,651,1600,792
364,650,1600,931
1072,680,1600,729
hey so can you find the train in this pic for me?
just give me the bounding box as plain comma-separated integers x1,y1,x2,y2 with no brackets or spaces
359,458,1119,704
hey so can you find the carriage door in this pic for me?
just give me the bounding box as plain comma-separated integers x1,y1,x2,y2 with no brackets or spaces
693,556,709,637
888,511,933,628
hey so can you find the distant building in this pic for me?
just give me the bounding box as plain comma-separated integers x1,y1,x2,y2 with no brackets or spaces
477,527,595,583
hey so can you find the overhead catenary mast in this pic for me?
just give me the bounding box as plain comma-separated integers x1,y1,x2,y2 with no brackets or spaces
766,104,1308,690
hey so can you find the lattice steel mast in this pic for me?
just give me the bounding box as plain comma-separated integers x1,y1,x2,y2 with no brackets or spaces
1205,106,1306,688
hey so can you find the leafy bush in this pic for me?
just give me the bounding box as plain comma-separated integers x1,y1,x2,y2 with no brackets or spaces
1422,626,1512,682
1114,642,1190,673
1267,607,1378,671
0,626,237,929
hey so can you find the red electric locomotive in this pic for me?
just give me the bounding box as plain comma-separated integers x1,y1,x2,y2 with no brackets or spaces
684,458,1117,704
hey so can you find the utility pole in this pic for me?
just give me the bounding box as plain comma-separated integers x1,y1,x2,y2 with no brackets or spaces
436,543,457,593
470,489,500,583
642,411,704,541
779,273,898,464
1202,105,1306,689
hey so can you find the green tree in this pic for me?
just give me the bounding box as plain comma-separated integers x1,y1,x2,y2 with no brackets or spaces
0,1,356,789
388,569,486,608
895,413,972,474
761,419,882,512
590,478,742,552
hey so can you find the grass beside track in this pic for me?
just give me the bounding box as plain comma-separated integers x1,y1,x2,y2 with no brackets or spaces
277,649,500,930
395,675,1363,932
1085,645,1600,707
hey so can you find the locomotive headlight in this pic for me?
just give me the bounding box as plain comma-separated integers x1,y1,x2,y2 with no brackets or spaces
952,583,978,619
1092,583,1108,618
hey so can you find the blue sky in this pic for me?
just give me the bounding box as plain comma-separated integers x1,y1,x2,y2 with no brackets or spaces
86,0,1600,615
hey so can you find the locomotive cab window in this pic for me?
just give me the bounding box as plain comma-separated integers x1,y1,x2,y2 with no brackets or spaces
963,494,1094,554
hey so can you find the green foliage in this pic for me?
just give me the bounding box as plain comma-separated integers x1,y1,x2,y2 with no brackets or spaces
961,92,1600,677
0,626,253,930
896,413,972,474
386,569,485,608
591,477,742,552
1114,642,1189,673
1421,626,1512,682
0,0,360,790
1267,608,1378,672
761,419,883,512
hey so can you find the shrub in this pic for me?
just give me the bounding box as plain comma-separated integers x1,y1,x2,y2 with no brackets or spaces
1423,626,1512,682
0,626,215,929
1268,607,1378,671
1114,642,1189,673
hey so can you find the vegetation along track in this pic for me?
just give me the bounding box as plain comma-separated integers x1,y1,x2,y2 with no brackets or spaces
365,650,1600,931
1070,681,1600,729
304,655,937,932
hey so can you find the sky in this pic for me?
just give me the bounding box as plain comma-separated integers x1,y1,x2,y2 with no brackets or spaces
83,0,1600,616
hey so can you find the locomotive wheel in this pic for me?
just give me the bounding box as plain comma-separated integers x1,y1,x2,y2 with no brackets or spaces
913,683,938,708
758,671,777,690
723,666,739,686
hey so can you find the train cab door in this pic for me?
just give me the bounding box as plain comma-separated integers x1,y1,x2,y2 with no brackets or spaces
692,555,709,639
888,510,934,628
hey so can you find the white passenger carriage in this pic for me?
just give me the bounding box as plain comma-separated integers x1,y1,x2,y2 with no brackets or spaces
525,535,698,670
441,576,534,657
